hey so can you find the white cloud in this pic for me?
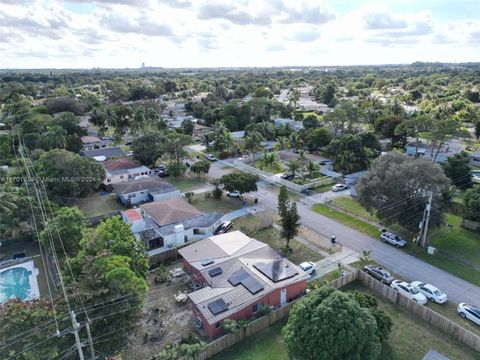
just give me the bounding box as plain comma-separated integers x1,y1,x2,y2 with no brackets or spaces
0,0,479,68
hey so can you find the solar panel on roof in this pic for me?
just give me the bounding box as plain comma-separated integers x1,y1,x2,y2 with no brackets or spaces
208,267,223,277
228,269,249,286
228,269,264,294
242,275,264,294
207,298,229,315
201,259,214,266
254,260,298,283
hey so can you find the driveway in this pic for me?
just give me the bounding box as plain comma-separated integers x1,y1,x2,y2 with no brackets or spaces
308,189,351,204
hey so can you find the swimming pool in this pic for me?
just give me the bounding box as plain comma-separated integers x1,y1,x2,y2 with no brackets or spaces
0,267,32,303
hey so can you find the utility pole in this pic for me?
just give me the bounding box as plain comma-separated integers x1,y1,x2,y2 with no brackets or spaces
85,321,96,360
420,193,433,248
70,311,85,360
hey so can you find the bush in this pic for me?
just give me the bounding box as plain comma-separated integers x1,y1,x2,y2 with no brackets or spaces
221,319,251,333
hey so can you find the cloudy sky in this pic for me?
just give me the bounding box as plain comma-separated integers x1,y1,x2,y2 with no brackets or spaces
0,0,479,69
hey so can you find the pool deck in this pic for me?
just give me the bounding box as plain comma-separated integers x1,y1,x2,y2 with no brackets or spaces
0,259,40,304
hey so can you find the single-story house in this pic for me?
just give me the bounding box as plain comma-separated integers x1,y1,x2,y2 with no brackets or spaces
405,141,466,163
193,124,212,140
112,177,180,206
82,146,126,160
81,135,111,151
101,158,151,186
179,231,309,338
469,150,480,166
273,118,303,131
231,131,245,139
122,197,222,256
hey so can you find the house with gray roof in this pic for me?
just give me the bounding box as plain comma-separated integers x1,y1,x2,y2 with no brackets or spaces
179,231,309,338
82,146,126,160
112,177,180,206
121,197,222,256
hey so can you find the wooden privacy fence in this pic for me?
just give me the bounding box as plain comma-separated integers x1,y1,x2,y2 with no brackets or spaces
181,270,480,359
179,271,359,360
358,270,480,352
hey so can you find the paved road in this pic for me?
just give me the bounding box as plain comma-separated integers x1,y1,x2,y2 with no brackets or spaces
208,159,480,306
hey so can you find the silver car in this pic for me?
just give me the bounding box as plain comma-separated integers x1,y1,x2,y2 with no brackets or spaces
380,232,407,248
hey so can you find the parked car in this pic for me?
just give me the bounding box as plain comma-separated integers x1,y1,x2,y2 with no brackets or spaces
457,303,480,326
363,265,394,285
206,154,217,161
380,231,407,248
281,172,295,180
390,280,427,305
101,136,114,141
331,184,348,192
214,221,233,235
226,190,242,198
126,151,134,157
299,261,317,275
410,281,447,304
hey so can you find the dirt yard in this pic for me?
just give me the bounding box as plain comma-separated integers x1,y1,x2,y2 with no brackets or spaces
122,261,199,359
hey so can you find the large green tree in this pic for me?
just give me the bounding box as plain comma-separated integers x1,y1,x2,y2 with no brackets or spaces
357,152,450,229
283,287,385,360
219,173,259,194
463,186,480,222
442,152,472,190
131,131,165,166
280,201,300,249
39,206,86,255
36,149,105,198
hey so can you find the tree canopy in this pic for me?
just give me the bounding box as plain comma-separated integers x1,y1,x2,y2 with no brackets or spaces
283,286,389,360
219,173,259,194
356,152,450,229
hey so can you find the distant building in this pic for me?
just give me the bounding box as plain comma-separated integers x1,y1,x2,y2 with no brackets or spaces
81,146,126,160
179,231,309,338
274,118,303,131
469,150,480,166
112,177,180,206
101,158,151,186
122,197,222,256
405,141,466,163
80,136,111,151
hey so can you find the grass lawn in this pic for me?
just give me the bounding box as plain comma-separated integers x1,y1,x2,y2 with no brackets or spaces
163,176,208,192
330,196,379,223
343,282,480,360
299,111,322,121
409,247,480,286
211,319,288,360
213,283,479,360
73,193,123,218
406,213,480,286
310,182,334,194
190,194,245,214
257,163,284,174
232,215,323,265
311,204,379,236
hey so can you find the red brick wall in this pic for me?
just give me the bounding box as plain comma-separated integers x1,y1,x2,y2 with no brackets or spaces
194,279,307,338
183,259,207,284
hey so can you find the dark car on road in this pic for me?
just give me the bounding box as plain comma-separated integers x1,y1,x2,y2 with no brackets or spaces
214,221,233,235
363,264,394,285
281,172,295,180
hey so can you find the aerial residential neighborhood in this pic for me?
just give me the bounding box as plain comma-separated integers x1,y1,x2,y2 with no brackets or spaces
1,1,480,360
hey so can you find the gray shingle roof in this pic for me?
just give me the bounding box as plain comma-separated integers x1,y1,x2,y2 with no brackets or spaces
112,177,178,195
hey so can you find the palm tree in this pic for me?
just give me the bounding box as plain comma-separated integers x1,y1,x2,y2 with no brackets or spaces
213,122,234,153
359,250,372,266
0,188,17,215
287,160,300,178
244,130,265,166
276,136,288,151
42,126,67,150
306,161,319,179
289,132,300,150
336,150,356,174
